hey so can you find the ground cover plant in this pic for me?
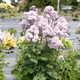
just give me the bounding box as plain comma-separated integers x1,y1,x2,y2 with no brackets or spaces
12,5,80,80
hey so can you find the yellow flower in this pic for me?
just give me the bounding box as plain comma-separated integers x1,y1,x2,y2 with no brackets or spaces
2,32,16,49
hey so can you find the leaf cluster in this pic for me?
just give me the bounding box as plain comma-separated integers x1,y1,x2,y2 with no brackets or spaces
8,28,17,36
0,46,8,80
76,28,80,34
12,41,58,80
73,17,79,21
20,29,26,36
58,48,80,80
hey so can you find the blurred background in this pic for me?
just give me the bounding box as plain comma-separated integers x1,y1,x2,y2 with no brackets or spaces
0,0,80,21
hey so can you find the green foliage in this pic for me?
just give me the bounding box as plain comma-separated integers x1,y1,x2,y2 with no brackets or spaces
11,41,58,80
20,29,26,36
61,38,73,49
1,15,9,18
78,2,80,7
76,28,80,34
73,17,79,21
58,48,80,80
0,46,8,80
8,28,17,35
12,39,80,80
60,0,78,6
17,36,24,49
27,0,57,11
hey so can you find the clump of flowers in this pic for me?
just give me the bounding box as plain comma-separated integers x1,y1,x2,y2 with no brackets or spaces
61,38,73,49
76,24,80,34
19,6,69,50
0,3,14,12
2,32,16,49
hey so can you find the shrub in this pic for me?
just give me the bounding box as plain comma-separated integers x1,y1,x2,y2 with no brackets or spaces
8,28,17,35
61,38,72,49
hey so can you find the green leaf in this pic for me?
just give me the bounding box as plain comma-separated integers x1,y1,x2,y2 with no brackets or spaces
30,58,38,64
33,73,47,80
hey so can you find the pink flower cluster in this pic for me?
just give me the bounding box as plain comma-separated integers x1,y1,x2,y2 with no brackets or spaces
48,37,63,50
19,11,38,29
20,6,69,50
29,5,38,13
25,25,40,42
54,17,68,37
43,6,58,20
0,27,5,42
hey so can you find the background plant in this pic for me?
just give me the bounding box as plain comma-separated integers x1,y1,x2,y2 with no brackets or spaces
0,28,8,80
2,32,16,50
61,38,73,49
76,24,80,34
73,17,79,21
17,36,24,49
8,28,17,36
58,48,80,80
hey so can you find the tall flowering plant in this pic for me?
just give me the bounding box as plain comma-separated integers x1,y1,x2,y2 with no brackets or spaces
12,6,71,80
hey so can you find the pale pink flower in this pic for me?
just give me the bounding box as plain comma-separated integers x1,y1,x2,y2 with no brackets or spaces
32,35,40,42
58,55,64,60
43,6,54,14
78,24,80,28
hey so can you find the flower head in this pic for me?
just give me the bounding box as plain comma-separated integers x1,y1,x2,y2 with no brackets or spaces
58,55,64,60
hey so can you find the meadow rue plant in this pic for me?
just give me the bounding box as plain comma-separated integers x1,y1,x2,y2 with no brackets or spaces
12,5,75,80
29,5,38,13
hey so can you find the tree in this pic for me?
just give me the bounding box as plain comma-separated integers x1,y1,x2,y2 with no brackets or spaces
26,0,57,11
18,0,27,11
69,0,78,6
0,0,3,3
